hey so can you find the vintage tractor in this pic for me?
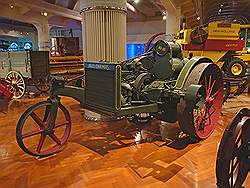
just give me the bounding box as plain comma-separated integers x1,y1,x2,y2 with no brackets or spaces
16,40,224,157
146,23,250,102
216,108,250,187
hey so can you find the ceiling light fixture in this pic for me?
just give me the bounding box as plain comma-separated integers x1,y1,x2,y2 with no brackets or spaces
197,16,200,20
41,11,48,16
134,0,140,3
163,15,167,20
126,2,135,12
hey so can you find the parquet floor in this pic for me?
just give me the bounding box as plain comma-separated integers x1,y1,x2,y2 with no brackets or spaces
0,94,249,188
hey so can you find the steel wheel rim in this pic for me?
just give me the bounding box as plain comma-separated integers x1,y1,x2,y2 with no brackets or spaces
177,63,223,139
194,71,224,139
35,78,50,92
16,101,71,157
5,71,25,99
216,108,250,187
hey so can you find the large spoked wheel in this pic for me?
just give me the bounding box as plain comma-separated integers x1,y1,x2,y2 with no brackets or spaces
5,71,26,99
16,101,71,157
216,108,250,187
35,77,50,92
178,63,224,139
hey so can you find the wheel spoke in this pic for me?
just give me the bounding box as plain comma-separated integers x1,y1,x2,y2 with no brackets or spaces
54,121,70,129
36,134,46,153
16,78,22,84
49,133,61,145
30,112,45,129
235,133,242,146
206,76,212,96
22,129,44,139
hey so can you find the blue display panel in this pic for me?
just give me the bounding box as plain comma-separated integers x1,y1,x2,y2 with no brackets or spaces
126,44,145,59
24,42,32,50
8,42,19,51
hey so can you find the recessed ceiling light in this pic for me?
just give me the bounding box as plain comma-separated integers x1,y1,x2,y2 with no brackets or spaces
9,4,14,9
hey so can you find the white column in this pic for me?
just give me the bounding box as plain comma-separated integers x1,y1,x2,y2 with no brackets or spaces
165,7,181,37
160,0,181,40
80,0,127,62
33,17,50,51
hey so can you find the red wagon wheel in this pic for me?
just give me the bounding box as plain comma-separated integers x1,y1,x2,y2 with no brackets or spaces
16,101,71,157
178,63,224,139
216,108,250,188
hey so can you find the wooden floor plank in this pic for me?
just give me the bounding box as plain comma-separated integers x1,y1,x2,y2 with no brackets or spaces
0,95,249,188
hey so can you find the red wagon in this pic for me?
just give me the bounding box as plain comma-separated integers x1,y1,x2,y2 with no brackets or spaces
0,80,13,101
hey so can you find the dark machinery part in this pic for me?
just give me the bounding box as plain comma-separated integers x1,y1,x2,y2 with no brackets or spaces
16,40,224,157
223,75,250,103
190,27,208,44
216,108,250,188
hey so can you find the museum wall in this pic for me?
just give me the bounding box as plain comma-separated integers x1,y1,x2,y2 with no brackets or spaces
127,20,165,44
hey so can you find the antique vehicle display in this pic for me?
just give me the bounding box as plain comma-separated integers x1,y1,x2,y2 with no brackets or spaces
0,51,50,99
216,108,250,187
176,22,249,78
15,40,224,157
50,37,81,57
146,23,250,101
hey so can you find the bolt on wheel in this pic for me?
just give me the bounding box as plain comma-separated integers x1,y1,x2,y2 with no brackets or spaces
16,101,71,157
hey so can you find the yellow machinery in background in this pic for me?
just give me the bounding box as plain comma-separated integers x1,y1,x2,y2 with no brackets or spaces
176,22,249,78
176,22,250,100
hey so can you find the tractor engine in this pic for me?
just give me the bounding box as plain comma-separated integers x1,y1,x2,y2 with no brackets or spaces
121,40,187,106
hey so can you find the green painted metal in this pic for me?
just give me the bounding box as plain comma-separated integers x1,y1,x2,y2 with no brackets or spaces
55,86,85,104
174,57,212,90
117,103,158,116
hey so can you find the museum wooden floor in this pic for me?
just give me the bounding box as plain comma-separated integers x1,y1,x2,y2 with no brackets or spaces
0,94,249,188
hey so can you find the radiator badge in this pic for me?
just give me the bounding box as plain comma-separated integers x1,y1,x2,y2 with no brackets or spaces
85,63,115,71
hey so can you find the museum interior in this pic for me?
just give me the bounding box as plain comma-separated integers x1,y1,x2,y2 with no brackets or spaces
0,0,249,187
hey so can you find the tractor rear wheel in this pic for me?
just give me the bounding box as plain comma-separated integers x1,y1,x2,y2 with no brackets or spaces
177,63,224,139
